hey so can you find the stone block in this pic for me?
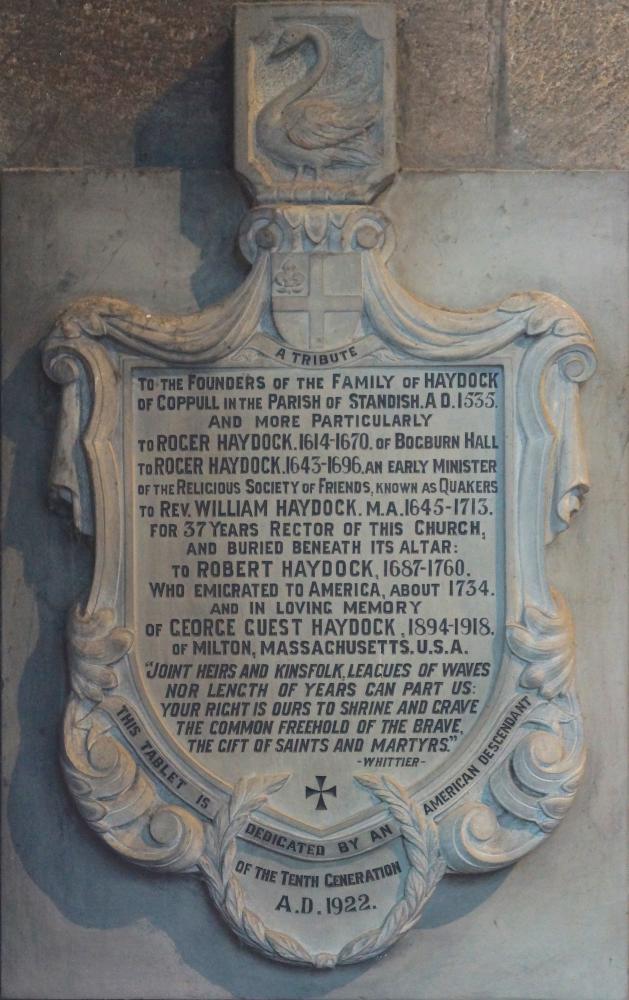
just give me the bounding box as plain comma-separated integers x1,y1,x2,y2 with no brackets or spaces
502,0,629,167
234,3,397,203
0,1,234,169
396,0,496,168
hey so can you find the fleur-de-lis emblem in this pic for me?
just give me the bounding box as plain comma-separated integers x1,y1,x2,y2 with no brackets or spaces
273,259,306,294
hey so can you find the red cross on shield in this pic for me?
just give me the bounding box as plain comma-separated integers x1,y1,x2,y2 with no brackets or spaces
271,252,364,351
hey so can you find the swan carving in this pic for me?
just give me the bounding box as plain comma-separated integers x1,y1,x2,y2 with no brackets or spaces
256,23,381,180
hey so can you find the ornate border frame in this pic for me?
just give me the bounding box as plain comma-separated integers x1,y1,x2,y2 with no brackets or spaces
43,203,595,965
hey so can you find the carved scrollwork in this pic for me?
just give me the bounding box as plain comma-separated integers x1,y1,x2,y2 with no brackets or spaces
64,700,206,872
508,589,576,699
439,698,585,873
43,145,596,960
239,207,296,260
438,582,585,874
47,241,596,888
437,801,524,873
239,204,394,262
497,292,593,340
63,607,206,873
439,744,586,874
491,725,585,833
68,605,133,702
340,206,395,257
438,577,586,876
518,336,596,546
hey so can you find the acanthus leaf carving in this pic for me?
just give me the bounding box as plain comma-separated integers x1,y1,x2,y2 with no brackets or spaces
498,290,592,338
62,607,207,873
501,726,586,832
68,605,133,703
508,589,576,699
438,694,585,873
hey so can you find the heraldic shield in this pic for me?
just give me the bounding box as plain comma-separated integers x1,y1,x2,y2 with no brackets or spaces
41,2,596,970
271,251,364,350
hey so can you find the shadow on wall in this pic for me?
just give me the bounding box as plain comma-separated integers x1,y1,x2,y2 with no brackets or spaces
135,41,233,173
5,41,511,997
135,39,250,311
177,169,249,309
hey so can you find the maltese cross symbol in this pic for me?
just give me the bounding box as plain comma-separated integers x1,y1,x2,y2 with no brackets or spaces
305,775,337,811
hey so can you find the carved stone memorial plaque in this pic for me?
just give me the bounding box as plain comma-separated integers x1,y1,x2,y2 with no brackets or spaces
43,2,596,969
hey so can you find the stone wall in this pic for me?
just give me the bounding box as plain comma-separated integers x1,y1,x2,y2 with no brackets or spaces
1,0,627,171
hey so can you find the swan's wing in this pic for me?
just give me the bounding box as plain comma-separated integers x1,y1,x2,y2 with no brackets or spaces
315,76,379,108
285,99,380,151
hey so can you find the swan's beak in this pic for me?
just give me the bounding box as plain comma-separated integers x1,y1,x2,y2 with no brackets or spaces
269,32,292,60
269,40,286,60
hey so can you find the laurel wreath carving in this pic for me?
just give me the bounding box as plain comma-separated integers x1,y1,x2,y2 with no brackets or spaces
344,774,446,962
198,772,445,967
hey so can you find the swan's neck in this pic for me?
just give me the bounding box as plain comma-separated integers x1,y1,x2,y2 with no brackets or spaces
274,26,329,111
